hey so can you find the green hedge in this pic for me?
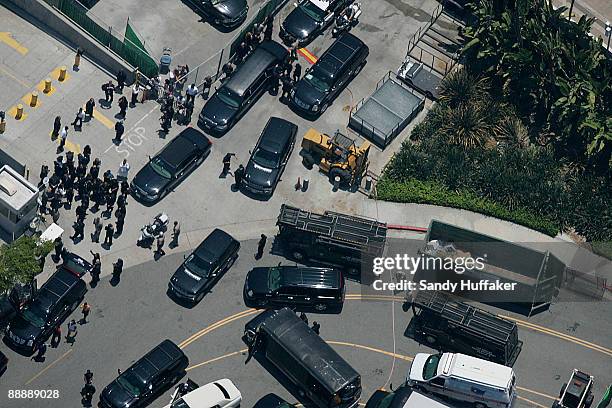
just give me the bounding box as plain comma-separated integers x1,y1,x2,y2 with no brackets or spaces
376,177,560,237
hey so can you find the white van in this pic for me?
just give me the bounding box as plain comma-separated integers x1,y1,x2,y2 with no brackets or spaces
407,352,516,408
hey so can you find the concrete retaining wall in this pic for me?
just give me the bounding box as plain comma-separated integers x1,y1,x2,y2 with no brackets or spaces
1,0,137,83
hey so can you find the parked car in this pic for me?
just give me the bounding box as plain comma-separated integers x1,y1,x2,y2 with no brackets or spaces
290,32,368,117
99,339,189,408
187,0,249,29
242,117,298,196
168,229,240,303
243,265,345,312
0,350,7,377
198,40,288,135
366,386,455,408
280,0,352,46
131,128,212,203
163,378,242,408
4,254,90,354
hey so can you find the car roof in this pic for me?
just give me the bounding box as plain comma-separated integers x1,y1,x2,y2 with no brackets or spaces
39,268,81,303
259,117,296,154
315,33,365,79
178,127,211,149
130,340,185,380
225,41,287,97
160,133,198,167
182,379,240,406
443,353,513,389
195,229,236,261
277,266,341,288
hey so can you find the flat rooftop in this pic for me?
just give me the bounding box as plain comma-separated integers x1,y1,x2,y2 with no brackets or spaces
0,165,38,211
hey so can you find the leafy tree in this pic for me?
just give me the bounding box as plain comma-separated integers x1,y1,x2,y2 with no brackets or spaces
0,237,53,293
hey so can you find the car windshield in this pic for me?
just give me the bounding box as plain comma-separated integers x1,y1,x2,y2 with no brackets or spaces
185,253,213,277
63,257,89,276
305,70,331,92
253,148,280,168
117,371,145,397
423,355,441,380
375,393,394,408
267,267,282,291
300,1,327,22
217,88,241,109
21,308,46,327
150,157,173,179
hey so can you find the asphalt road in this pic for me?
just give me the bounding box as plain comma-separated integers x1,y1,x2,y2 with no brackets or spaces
1,237,611,408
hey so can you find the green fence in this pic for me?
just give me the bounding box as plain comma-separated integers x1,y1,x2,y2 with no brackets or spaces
53,0,158,78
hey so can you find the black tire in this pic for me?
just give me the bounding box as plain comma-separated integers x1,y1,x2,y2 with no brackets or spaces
559,383,567,398
302,152,315,169
585,393,594,408
329,168,352,186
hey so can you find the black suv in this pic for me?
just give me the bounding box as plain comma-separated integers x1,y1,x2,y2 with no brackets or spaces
188,0,249,29
131,128,212,203
242,117,298,196
168,229,240,303
280,0,352,46
99,339,188,408
4,254,90,353
198,40,288,135
290,32,368,117
243,266,345,312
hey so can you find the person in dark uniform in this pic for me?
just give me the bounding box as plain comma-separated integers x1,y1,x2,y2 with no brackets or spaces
293,63,302,82
104,224,114,246
234,164,245,188
311,321,321,335
264,16,273,41
280,77,294,103
53,237,64,261
112,258,123,281
255,234,267,259
114,120,125,142
85,98,95,119
72,219,85,240
222,153,235,176
116,70,126,92
52,116,62,139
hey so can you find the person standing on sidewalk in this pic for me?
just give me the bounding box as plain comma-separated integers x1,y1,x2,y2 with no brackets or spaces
54,237,64,261
255,234,267,259
115,209,125,236
118,96,128,118
131,83,141,106
92,216,102,242
293,63,302,83
116,70,126,92
31,342,47,361
52,116,62,139
80,302,91,323
117,159,130,181
66,319,78,344
103,81,115,103
85,98,96,119
156,233,165,257
112,258,123,282
104,223,114,247
71,108,85,130
171,221,181,247
202,76,213,99
185,83,198,104
51,325,61,347
114,120,125,143
59,126,69,151
234,164,245,188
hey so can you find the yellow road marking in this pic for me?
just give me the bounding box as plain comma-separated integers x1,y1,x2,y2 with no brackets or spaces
327,341,414,361
500,315,612,357
7,105,28,121
186,349,248,372
0,32,28,55
0,63,31,88
92,108,115,129
517,386,557,401
298,47,318,64
179,309,259,349
25,349,73,385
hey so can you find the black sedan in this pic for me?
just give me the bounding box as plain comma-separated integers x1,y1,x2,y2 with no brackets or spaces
242,117,297,196
280,0,351,46
168,229,240,304
131,128,211,204
188,0,248,29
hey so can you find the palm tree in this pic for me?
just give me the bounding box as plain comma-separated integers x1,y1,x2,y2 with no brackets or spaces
439,103,495,149
438,69,490,108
